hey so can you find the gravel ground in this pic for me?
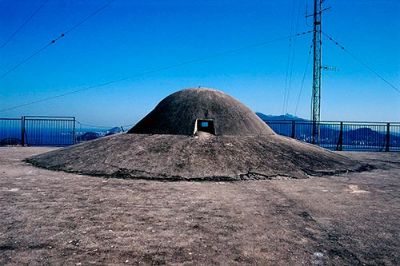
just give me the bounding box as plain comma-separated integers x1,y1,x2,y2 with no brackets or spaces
0,147,399,265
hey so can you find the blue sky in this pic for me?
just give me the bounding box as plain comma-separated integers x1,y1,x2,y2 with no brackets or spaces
0,0,399,126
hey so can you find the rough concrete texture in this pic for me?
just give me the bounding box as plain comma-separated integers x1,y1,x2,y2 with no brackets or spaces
27,133,365,180
129,88,275,136
27,88,366,180
1,147,399,265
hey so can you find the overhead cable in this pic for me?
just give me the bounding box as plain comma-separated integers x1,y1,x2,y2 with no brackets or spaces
0,0,49,49
322,31,400,94
0,0,114,80
294,42,313,115
0,30,312,113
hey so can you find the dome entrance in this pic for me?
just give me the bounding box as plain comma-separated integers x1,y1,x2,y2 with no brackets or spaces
194,119,215,135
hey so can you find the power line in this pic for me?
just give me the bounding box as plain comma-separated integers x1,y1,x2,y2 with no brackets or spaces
322,31,400,94
0,0,114,80
0,0,49,49
285,0,303,114
294,42,313,115
282,1,296,115
63,0,114,35
0,30,312,113
282,0,304,115
0,35,62,79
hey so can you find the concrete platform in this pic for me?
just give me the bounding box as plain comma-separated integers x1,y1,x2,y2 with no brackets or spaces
0,147,399,265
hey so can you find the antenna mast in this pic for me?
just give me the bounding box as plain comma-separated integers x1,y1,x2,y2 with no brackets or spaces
311,0,323,144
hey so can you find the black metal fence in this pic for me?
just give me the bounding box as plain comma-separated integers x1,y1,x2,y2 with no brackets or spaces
1,116,399,151
0,116,75,146
264,120,400,152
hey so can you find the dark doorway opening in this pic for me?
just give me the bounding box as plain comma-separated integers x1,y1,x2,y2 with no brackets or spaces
195,119,215,135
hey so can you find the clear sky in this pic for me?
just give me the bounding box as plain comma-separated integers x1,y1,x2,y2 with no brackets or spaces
0,0,399,126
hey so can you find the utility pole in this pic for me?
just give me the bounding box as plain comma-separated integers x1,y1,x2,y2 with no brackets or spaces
311,0,323,144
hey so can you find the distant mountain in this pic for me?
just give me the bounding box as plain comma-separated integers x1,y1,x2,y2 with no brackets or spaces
256,113,307,121
105,127,123,136
77,132,101,142
256,114,400,149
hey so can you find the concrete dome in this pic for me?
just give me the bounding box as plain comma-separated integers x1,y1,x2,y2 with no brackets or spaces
128,88,274,136
27,88,367,181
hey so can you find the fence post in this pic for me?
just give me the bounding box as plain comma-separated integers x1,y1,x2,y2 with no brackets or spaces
72,117,76,144
337,121,343,151
291,120,296,139
386,123,390,152
21,116,25,147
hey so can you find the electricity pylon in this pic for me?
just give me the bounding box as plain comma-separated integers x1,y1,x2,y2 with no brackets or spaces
311,0,323,144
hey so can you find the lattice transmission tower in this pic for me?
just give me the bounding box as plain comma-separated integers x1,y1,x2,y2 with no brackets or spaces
311,0,323,144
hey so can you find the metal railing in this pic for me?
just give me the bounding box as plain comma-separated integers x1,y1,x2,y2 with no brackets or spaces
1,116,399,151
0,118,22,146
264,120,400,152
0,116,75,146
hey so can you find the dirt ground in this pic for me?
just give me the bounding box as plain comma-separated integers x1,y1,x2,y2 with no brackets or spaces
0,147,399,265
